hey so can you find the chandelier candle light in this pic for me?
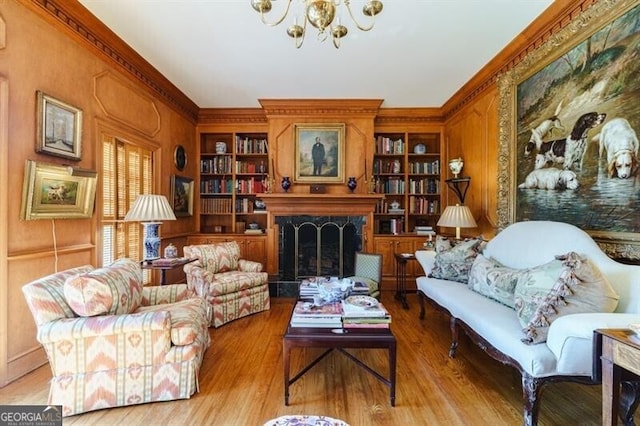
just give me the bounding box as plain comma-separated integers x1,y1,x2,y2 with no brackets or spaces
251,0,383,49
124,194,177,262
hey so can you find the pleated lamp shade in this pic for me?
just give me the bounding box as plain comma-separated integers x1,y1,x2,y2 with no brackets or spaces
125,195,176,222
437,204,477,239
124,195,176,260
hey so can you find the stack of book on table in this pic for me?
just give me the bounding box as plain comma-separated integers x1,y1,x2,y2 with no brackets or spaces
290,301,342,328
298,279,319,300
350,281,370,296
341,297,391,329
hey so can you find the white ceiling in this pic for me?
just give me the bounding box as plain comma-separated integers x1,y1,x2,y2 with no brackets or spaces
78,0,554,109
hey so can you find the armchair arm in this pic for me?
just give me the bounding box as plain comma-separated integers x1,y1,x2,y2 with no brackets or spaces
142,283,191,306
37,311,170,343
183,263,213,298
238,259,263,272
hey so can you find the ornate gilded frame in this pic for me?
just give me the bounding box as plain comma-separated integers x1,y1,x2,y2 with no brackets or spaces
20,160,97,220
497,0,640,261
294,123,345,184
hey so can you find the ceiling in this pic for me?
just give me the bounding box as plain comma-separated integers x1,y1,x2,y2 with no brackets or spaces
78,0,554,109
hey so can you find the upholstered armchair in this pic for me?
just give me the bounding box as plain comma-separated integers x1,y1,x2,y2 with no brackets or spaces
345,252,382,298
21,258,210,417
183,241,270,328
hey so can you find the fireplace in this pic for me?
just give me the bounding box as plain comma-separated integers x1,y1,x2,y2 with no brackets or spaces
276,215,364,280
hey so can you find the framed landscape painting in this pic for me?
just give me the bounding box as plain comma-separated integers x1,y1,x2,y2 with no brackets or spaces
497,0,640,260
294,123,345,184
36,91,83,161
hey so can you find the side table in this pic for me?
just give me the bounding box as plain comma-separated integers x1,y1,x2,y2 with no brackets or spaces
595,328,640,425
140,258,196,285
394,252,415,309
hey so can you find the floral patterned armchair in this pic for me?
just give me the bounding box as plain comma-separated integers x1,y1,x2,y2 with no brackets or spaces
183,241,270,327
21,258,210,417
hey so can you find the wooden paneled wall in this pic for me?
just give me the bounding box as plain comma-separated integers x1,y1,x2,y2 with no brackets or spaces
0,1,199,386
0,0,600,386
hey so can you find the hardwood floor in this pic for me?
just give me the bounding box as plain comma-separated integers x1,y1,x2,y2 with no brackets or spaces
0,293,602,425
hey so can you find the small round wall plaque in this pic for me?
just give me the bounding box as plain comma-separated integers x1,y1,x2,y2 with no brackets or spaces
174,145,186,171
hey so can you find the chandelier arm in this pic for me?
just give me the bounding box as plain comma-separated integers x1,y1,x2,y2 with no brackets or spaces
343,0,376,31
332,34,340,49
259,0,295,27
295,18,307,48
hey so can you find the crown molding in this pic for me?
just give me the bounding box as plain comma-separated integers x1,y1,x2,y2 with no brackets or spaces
258,99,383,118
198,108,267,125
26,0,199,123
442,0,596,118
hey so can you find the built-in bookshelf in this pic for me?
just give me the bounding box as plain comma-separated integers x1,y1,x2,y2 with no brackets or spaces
198,132,269,234
372,132,441,235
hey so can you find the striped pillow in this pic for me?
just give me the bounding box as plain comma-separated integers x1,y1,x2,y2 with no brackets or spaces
64,258,143,317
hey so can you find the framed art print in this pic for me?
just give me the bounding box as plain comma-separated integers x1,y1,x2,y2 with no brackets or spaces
36,91,83,161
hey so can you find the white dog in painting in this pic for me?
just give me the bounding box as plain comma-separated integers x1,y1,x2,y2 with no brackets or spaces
518,168,579,190
593,117,639,179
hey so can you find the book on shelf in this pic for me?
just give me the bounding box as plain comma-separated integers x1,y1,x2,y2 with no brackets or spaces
244,229,264,234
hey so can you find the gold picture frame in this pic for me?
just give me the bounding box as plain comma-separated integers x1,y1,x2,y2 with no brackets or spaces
294,123,345,183
171,175,194,217
497,0,640,260
36,91,83,161
20,160,97,220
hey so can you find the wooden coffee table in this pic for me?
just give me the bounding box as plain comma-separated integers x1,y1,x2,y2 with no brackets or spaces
283,307,397,406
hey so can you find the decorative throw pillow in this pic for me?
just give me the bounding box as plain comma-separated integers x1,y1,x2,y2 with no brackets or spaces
468,254,519,309
64,258,143,317
428,236,483,283
514,252,619,344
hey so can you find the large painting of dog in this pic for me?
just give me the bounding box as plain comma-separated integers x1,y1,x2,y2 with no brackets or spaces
498,0,640,260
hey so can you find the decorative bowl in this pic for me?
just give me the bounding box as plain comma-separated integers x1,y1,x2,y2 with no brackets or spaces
413,144,426,154
248,222,260,230
317,279,352,303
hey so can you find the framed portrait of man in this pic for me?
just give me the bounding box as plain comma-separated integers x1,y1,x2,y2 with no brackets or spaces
294,123,345,184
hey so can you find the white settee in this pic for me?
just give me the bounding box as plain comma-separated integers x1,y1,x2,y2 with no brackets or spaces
415,220,640,426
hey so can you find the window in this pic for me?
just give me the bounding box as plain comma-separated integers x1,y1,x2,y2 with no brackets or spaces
101,135,153,267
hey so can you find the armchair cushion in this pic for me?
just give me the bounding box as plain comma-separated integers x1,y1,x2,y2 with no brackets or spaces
63,258,143,317
184,242,240,273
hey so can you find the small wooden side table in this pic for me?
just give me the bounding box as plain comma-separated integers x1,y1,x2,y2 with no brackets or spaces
394,252,415,310
595,328,640,425
140,258,196,285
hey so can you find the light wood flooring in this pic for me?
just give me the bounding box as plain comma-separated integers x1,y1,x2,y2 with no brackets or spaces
0,293,603,425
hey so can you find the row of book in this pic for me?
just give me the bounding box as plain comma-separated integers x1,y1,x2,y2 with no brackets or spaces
408,178,440,194
200,198,233,214
201,157,233,174
290,300,391,329
409,197,440,215
235,136,268,154
201,178,268,195
235,160,268,174
408,160,440,175
374,136,404,155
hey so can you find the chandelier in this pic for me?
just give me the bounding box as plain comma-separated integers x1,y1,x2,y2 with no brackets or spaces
251,0,383,49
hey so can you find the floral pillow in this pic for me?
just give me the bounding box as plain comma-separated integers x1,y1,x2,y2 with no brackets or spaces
514,252,619,344
468,254,519,308
428,236,483,283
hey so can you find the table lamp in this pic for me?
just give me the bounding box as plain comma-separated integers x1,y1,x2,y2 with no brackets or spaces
436,204,477,240
124,194,176,261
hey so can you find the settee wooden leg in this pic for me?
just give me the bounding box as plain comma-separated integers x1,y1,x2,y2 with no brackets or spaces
522,374,543,426
620,380,640,425
418,292,426,319
449,317,459,358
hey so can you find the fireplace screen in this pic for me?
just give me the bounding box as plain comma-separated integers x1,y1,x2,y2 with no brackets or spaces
277,215,364,280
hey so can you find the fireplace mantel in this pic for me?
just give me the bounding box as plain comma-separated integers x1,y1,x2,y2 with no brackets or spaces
260,193,384,215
